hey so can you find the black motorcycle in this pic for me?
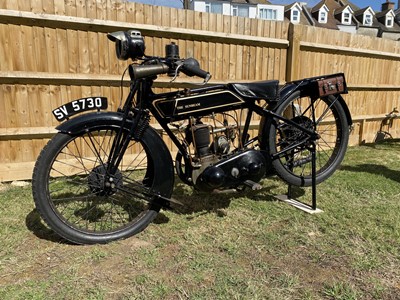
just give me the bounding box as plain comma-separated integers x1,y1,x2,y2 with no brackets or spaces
32,30,352,244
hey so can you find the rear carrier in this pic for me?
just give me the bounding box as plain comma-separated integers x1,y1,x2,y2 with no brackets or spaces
284,73,348,100
315,73,347,97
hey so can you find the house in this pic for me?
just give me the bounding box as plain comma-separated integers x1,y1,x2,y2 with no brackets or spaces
188,0,400,40
334,5,357,33
376,1,400,39
189,0,285,21
284,2,314,25
354,7,380,38
307,0,357,33
303,0,400,40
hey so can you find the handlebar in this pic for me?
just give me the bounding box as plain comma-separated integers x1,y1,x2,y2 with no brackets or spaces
129,57,211,82
108,31,211,82
108,30,211,82
129,63,170,80
180,58,211,81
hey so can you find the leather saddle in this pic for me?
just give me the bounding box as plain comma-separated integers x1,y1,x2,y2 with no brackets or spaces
229,80,279,101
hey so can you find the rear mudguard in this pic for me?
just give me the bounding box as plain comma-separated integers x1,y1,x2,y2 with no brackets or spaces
278,80,352,126
259,81,352,175
56,111,174,201
260,83,352,141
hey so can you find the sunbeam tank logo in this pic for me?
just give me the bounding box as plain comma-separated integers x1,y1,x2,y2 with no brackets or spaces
153,90,244,120
176,102,201,110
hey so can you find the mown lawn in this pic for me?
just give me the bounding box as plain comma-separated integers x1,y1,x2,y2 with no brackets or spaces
1,141,400,299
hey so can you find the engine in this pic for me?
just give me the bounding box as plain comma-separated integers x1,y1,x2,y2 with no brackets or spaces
176,115,266,191
194,149,266,191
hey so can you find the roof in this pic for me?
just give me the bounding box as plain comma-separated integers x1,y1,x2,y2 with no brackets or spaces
335,0,359,11
283,2,314,26
375,9,395,19
353,7,374,17
309,0,357,30
284,2,302,12
311,1,328,13
334,5,353,15
353,7,381,29
231,0,271,4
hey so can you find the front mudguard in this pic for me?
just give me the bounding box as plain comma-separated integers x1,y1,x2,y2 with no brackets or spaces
56,111,132,134
56,111,175,201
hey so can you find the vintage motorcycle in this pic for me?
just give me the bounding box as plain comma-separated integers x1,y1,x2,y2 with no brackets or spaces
32,30,352,244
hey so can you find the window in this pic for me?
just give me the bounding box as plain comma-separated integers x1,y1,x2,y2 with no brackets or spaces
342,12,351,24
291,9,300,23
319,11,327,23
232,5,238,16
205,2,222,14
386,15,394,27
233,5,249,17
364,13,372,26
237,5,249,18
259,8,277,20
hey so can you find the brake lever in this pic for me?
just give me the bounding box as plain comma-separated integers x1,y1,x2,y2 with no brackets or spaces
169,61,211,85
169,63,183,83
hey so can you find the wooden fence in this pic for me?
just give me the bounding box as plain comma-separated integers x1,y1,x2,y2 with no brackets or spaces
0,0,399,181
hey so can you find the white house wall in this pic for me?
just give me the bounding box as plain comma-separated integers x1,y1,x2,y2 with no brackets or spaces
381,31,400,40
337,25,357,34
258,4,284,21
357,27,379,37
190,1,284,20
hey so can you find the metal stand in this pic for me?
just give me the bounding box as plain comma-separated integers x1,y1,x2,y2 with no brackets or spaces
275,141,323,214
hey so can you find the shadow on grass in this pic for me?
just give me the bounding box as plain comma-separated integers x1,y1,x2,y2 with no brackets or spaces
341,164,400,183
168,176,285,216
360,138,400,149
25,209,71,244
26,176,284,243
25,208,170,244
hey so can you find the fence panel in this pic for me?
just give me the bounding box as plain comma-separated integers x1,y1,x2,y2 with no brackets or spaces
287,24,400,146
0,1,289,181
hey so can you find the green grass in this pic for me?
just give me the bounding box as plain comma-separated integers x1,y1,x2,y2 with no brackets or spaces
1,141,400,299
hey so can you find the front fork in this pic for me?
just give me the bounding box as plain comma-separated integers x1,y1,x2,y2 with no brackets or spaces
106,81,146,176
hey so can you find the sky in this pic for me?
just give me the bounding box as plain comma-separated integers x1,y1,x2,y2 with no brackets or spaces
130,0,391,12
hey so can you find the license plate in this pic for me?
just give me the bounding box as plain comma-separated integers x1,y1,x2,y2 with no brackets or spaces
52,97,108,121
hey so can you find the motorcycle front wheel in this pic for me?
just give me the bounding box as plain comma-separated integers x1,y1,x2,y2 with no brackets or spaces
266,91,350,187
32,124,173,244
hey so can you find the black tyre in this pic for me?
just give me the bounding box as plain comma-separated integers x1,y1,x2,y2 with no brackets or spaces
32,125,174,244
266,91,349,186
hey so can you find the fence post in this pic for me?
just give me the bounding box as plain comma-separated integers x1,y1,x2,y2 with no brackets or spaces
286,23,301,82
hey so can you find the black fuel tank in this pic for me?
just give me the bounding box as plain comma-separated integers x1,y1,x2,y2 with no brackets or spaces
153,90,244,121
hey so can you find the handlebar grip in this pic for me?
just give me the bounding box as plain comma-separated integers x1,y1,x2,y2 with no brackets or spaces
129,63,169,80
181,58,211,81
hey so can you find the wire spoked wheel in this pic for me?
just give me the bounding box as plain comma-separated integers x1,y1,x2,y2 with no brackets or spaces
32,124,173,244
267,91,350,187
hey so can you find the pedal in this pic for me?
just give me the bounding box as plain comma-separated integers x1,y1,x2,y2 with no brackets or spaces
244,180,262,190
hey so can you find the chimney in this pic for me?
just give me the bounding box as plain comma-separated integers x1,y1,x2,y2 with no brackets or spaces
381,0,395,11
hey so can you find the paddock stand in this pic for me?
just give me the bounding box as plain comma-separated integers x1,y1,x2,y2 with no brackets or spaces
275,141,323,214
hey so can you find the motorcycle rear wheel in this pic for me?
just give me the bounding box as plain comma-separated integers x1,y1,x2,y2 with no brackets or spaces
266,91,349,186
32,125,173,244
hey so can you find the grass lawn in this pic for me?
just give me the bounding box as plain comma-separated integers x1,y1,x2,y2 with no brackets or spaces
1,141,400,299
